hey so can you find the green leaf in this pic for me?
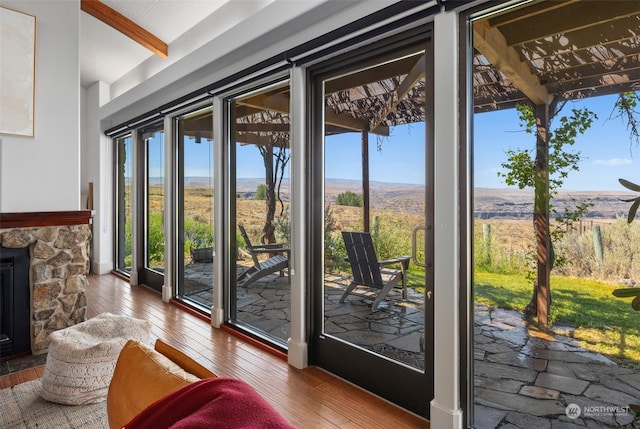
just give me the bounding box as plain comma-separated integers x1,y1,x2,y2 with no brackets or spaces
612,288,640,298
619,178,640,192
628,199,640,224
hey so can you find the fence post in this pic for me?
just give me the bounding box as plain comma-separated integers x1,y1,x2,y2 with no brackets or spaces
483,223,491,265
592,225,604,267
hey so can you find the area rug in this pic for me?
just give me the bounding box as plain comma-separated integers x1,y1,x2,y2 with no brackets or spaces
0,379,108,428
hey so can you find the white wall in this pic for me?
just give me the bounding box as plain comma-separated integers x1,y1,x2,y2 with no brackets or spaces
83,82,113,274
0,0,80,213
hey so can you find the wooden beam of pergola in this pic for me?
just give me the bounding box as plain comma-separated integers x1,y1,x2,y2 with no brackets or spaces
370,55,425,133
324,55,420,94
236,133,288,147
81,0,168,58
474,19,551,106
325,110,389,136
235,123,290,133
495,0,640,47
237,92,389,136
237,93,289,115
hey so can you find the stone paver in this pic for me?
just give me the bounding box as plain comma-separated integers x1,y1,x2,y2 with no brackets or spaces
183,263,427,368
520,385,560,400
183,267,640,428
535,373,589,395
474,304,640,429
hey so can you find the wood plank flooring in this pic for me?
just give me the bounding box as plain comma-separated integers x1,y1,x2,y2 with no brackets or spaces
1,273,429,428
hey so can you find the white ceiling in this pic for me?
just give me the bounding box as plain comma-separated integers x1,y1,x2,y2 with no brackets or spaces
80,0,230,88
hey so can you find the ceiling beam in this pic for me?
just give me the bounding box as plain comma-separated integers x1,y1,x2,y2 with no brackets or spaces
474,19,552,106
80,0,168,58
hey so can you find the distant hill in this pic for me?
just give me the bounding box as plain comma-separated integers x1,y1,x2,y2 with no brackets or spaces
199,178,637,220
474,188,635,219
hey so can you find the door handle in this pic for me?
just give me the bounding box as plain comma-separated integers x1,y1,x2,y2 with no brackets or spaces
411,225,431,268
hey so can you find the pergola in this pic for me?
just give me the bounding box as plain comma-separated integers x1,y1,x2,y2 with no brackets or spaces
183,0,640,324
473,0,640,325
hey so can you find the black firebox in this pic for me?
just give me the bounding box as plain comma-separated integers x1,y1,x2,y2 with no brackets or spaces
0,247,30,359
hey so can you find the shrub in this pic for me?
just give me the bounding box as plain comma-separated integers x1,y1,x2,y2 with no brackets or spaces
324,205,348,271
255,184,267,201
336,191,362,207
147,212,165,266
273,206,291,245
472,221,533,275
555,217,640,281
184,218,214,259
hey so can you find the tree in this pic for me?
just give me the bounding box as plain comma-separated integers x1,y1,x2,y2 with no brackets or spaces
614,91,640,312
336,191,363,207
255,184,267,201
610,91,640,148
498,102,597,322
257,134,290,245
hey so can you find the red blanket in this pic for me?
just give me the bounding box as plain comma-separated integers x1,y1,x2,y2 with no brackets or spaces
124,378,296,429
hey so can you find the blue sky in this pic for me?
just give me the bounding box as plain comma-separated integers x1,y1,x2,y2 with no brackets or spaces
176,92,639,191
475,93,638,191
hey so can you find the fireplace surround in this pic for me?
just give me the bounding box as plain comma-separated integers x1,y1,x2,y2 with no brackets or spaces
0,211,92,355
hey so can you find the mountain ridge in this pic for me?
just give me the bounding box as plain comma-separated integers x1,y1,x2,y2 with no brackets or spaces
190,178,636,219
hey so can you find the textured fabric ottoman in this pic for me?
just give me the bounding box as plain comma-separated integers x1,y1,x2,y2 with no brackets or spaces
41,312,151,405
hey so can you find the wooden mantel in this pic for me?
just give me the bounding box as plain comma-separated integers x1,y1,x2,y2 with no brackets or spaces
0,210,93,229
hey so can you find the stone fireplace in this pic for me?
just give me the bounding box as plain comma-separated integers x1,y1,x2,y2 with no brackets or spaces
0,211,92,355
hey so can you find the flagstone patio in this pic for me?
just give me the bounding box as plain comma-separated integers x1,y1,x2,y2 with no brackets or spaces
474,303,640,429
182,262,640,428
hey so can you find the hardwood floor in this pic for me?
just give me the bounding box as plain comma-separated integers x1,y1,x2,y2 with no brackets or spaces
0,365,44,389
1,273,429,428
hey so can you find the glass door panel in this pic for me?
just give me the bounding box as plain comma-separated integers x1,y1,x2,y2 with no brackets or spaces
313,43,433,417
228,80,291,348
176,107,215,309
115,134,133,275
139,124,165,290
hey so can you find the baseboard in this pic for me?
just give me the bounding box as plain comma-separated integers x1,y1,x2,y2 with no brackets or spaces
91,260,113,275
430,400,463,429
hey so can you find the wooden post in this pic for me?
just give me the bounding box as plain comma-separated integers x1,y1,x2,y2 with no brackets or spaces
362,129,370,232
593,225,603,267
483,223,492,265
87,182,94,210
534,103,551,326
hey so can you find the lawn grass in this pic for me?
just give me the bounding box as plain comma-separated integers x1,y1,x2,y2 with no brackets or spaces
474,271,640,367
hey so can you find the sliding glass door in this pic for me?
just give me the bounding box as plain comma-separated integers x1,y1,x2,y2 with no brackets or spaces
138,123,165,290
115,134,133,276
226,79,291,348
176,107,215,309
311,29,434,417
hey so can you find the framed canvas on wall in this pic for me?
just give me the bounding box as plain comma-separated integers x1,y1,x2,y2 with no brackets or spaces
0,6,36,137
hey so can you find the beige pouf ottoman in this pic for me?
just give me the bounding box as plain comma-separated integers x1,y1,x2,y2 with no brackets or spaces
41,312,151,405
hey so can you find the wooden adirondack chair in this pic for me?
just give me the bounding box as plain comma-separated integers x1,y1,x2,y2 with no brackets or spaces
237,224,289,288
340,231,410,311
